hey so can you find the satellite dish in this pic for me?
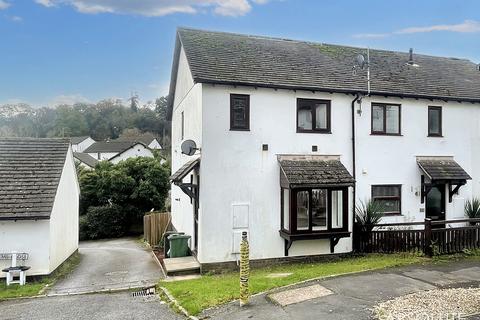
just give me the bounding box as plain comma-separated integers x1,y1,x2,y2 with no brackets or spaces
355,54,366,69
181,140,198,156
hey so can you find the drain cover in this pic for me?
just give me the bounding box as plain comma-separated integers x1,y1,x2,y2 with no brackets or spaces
132,286,156,297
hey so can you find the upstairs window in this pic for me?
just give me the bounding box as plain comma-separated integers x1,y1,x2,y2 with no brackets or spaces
297,99,331,133
372,185,402,216
371,103,401,135
230,94,250,131
428,106,442,137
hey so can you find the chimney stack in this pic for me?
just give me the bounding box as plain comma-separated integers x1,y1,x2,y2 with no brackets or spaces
408,48,414,65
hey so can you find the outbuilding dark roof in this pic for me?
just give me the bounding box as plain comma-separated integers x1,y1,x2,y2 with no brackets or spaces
0,138,70,220
417,158,471,181
73,152,99,168
168,28,480,117
83,141,145,154
279,156,355,188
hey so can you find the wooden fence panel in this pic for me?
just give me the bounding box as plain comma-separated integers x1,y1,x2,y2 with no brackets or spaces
143,212,172,247
355,218,480,256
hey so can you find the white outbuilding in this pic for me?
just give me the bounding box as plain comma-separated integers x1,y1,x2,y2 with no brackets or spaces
0,138,80,277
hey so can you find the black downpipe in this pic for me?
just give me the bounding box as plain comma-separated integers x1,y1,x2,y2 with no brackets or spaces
351,94,361,237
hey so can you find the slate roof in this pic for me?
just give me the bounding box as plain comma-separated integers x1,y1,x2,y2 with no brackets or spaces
73,152,98,168
118,133,158,146
70,136,90,144
170,28,480,111
83,141,145,154
417,159,471,181
0,138,69,220
170,158,200,183
279,158,355,188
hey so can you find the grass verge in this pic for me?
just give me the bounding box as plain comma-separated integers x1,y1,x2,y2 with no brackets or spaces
159,253,427,315
0,251,81,300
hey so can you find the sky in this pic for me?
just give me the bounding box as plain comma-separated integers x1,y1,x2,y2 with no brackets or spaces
1,0,479,107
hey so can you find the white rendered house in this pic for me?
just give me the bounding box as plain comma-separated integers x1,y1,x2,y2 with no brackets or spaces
83,140,154,163
168,28,480,270
70,136,96,153
0,138,80,277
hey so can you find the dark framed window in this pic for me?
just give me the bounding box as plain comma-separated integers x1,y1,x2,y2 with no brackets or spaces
282,187,348,233
297,99,331,133
181,111,184,140
372,185,402,215
428,106,442,137
230,94,250,131
371,103,401,135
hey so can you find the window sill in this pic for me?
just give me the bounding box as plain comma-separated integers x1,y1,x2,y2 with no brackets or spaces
230,128,250,131
370,133,403,136
427,135,443,138
383,213,403,217
297,130,332,134
279,229,350,241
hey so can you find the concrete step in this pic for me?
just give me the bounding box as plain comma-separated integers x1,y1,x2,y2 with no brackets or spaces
163,256,200,276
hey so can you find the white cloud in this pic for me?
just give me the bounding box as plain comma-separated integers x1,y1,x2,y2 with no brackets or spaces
34,0,55,7
354,20,480,39
396,20,480,34
0,0,10,10
9,15,23,22
34,0,271,17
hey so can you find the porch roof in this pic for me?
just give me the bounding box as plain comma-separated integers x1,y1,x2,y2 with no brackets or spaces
170,158,200,183
278,155,354,188
417,158,471,181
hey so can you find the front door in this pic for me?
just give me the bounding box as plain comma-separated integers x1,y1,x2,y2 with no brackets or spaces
426,183,446,224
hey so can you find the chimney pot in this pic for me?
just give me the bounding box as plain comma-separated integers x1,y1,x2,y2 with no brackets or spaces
408,48,414,64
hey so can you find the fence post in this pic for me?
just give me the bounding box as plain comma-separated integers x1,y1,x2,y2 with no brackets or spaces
424,218,433,257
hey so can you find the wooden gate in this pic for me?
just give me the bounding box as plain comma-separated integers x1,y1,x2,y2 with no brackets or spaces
143,212,172,247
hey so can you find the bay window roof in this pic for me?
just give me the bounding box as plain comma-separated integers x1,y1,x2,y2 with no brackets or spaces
278,155,354,188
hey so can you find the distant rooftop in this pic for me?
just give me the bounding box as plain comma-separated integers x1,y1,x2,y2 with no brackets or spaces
83,140,145,153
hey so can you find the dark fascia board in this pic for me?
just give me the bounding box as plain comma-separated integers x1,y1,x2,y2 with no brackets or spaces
196,79,480,104
107,142,150,162
0,215,50,221
167,32,182,121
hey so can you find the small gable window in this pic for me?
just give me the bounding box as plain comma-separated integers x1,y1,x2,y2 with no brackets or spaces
297,99,331,133
230,94,250,131
428,106,442,137
371,103,401,135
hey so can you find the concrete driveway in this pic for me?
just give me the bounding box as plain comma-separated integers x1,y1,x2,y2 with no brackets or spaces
0,292,182,320
49,238,163,295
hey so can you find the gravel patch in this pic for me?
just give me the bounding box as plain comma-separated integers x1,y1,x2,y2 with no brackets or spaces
373,288,480,320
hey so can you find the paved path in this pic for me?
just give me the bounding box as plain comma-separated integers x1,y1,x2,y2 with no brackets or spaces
0,292,182,320
202,260,480,320
49,238,163,295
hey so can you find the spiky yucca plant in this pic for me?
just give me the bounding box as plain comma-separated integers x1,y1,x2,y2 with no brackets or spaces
355,199,385,233
465,198,480,225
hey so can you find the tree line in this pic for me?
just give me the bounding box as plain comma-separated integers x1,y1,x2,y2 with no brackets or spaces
0,96,171,148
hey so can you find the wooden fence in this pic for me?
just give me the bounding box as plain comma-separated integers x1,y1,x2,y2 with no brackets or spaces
354,218,480,256
144,212,172,247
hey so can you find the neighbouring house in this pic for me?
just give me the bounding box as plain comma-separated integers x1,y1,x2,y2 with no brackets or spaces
0,138,80,277
83,140,154,163
70,136,96,153
73,152,99,170
119,133,163,150
168,28,480,270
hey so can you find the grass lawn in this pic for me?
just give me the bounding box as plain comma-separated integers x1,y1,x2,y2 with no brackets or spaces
0,252,80,300
159,253,427,315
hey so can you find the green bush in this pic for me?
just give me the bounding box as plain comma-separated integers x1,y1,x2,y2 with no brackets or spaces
80,205,129,240
77,156,170,240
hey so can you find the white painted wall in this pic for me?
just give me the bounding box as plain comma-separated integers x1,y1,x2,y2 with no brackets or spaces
148,139,162,150
0,220,50,277
171,46,202,248
72,137,95,153
49,146,80,272
87,151,118,161
109,144,154,164
199,85,354,264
